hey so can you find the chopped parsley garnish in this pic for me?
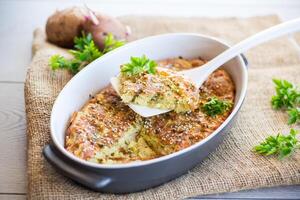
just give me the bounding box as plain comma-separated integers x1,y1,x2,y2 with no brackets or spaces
49,32,125,74
121,55,157,76
271,79,300,124
202,97,232,117
253,129,300,159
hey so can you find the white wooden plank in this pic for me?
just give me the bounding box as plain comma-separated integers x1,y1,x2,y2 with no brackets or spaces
0,83,26,193
0,195,26,200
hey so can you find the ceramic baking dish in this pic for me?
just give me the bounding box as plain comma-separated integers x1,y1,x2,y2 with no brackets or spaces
44,33,248,193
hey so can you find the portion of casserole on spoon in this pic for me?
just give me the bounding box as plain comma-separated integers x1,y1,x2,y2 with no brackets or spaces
113,55,200,113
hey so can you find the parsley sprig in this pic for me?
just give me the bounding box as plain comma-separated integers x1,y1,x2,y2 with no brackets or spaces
102,34,125,54
121,55,157,76
271,79,300,125
202,97,232,117
288,107,300,125
253,129,300,159
271,79,300,109
49,32,125,74
50,55,81,74
73,32,94,51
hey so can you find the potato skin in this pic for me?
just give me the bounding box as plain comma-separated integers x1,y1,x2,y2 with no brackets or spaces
46,7,85,48
83,13,128,50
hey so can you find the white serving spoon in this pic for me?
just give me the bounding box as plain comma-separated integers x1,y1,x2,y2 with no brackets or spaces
111,18,300,117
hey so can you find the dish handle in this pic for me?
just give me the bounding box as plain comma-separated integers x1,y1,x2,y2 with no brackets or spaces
43,144,112,191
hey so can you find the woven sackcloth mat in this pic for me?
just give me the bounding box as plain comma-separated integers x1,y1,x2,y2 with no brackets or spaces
25,15,300,199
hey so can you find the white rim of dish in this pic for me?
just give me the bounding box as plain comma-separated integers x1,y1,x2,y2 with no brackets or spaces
50,33,248,169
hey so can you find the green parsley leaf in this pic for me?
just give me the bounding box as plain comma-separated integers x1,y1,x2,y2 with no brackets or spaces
49,32,125,74
253,129,300,159
202,97,233,117
69,41,102,63
271,79,300,125
73,32,93,51
49,55,70,70
288,107,300,125
271,79,300,109
121,55,157,76
49,55,81,74
102,33,126,54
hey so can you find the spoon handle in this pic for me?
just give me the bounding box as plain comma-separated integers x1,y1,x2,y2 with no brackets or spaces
186,17,300,87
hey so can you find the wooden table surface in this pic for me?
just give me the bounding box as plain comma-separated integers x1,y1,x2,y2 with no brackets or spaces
0,0,300,199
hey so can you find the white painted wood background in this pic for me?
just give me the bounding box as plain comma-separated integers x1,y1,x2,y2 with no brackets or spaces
0,0,299,199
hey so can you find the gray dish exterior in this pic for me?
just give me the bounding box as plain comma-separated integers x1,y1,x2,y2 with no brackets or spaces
43,55,248,194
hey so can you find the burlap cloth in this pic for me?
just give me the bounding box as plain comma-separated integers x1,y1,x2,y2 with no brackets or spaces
25,15,300,199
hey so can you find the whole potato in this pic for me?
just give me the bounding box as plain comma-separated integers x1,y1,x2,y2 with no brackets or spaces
83,13,128,51
46,7,85,48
